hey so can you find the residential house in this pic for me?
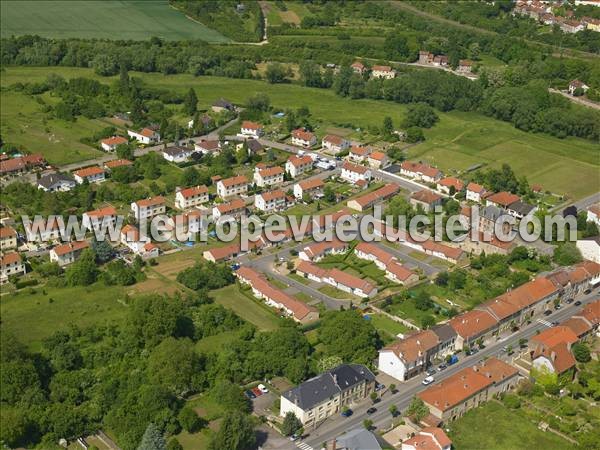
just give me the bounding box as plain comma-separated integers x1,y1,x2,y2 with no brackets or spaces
330,428,382,450
236,266,319,323
486,191,521,209
347,183,399,212
418,51,435,64
587,204,600,226
245,139,263,154
280,364,375,426
175,185,209,210
286,154,313,178
217,175,249,199
410,190,443,212
203,243,243,263
351,61,366,74
506,200,537,220
529,326,579,376
348,146,372,163
577,236,600,264
432,55,448,67
49,240,89,266
104,159,133,171
322,134,350,154
557,17,585,33
82,206,117,232
254,166,284,188
0,226,18,251
120,224,159,258
341,161,372,184
212,199,246,222
73,166,105,184
255,189,287,212
100,136,127,152
294,178,324,199
211,98,234,113
568,79,590,95
546,261,600,299
402,428,452,450
378,330,441,381
0,154,46,177
459,231,514,256
457,60,473,73
385,262,419,285
371,65,396,79
194,139,221,154
131,196,166,221
299,239,349,261
367,151,389,169
466,182,487,203
323,268,378,298
127,127,160,145
449,309,498,350
240,121,263,138
37,172,77,192
583,16,600,32
437,177,464,195
418,358,519,422
162,146,193,163
479,205,508,234
291,129,317,147
0,252,26,284
400,161,442,183
421,240,464,264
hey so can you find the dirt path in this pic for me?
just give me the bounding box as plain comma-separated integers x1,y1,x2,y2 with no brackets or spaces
548,88,600,110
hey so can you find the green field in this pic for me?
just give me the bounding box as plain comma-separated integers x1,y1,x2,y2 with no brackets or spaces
0,0,230,42
367,313,412,338
1,66,598,199
447,401,568,450
212,284,282,331
0,283,127,350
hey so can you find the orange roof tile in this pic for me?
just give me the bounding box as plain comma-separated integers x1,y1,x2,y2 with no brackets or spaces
384,329,439,362
73,166,104,178
219,175,249,188
52,240,89,256
487,191,520,207
179,185,208,198
0,252,22,267
135,196,165,208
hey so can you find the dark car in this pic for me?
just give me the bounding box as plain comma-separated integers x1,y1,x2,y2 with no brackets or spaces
544,310,552,316
366,407,377,415
244,390,256,399
427,368,436,376
341,409,353,417
575,300,582,306
584,288,592,295
554,304,562,310
566,298,574,304
438,364,447,371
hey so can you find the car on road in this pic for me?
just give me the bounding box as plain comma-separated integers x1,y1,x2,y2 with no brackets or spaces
366,407,377,415
422,376,435,385
566,298,574,304
544,310,552,316
575,300,582,306
552,321,559,326
257,384,269,393
341,409,353,417
438,364,447,371
426,368,436,376
289,434,299,442
584,288,592,295
375,383,385,391
554,304,562,310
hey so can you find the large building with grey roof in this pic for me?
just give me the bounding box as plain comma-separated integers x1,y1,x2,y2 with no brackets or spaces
280,364,376,426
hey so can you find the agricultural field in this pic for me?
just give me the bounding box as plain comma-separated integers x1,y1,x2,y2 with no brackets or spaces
0,0,230,42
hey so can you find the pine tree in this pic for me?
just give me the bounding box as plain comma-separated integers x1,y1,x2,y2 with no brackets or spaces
184,88,198,116
137,423,166,450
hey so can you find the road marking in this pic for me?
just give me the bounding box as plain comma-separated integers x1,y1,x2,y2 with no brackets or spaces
297,442,313,450
537,318,553,327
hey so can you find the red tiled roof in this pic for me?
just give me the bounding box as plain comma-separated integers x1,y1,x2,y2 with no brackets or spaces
259,189,285,202
562,317,592,338
241,121,261,130
73,166,104,178
327,268,375,293
0,226,17,238
139,128,156,138
581,299,600,326
0,252,22,267
291,129,315,142
384,329,439,362
369,151,386,161
438,177,464,191
449,309,498,341
403,428,452,450
85,206,117,218
350,146,372,156
372,65,392,72
386,261,416,281
179,185,208,198
205,243,241,261
531,326,578,349
533,342,576,374
52,240,89,256
258,166,284,177
216,199,246,214
401,161,441,179
121,224,140,241
349,184,399,209
487,191,520,207
196,140,220,151
411,189,442,205
296,260,328,279
342,161,369,174
287,154,313,167
355,242,396,266
104,159,132,169
135,196,165,208
467,182,486,194
323,134,345,145
101,136,127,146
298,178,324,190
302,239,348,259
219,175,248,188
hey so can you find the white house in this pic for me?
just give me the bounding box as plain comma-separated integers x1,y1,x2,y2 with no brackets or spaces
175,185,209,210
402,428,452,450
568,79,590,95
216,175,249,199
0,252,26,284
127,127,160,145
73,166,105,184
457,59,473,73
577,237,600,264
240,121,264,138
100,136,127,152
253,166,284,188
399,161,441,183
294,178,324,199
322,134,350,154
587,204,600,226
437,177,465,195
49,240,89,266
131,196,166,221
194,139,220,154
371,65,396,79
37,172,76,192
255,189,287,212
285,154,313,178
162,146,193,163
82,206,117,232
466,182,487,203
212,199,246,222
367,151,388,169
0,226,18,251
291,129,317,147
120,224,159,258
341,161,371,184
348,146,372,163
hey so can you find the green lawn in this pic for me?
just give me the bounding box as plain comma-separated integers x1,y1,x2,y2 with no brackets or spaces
447,401,568,450
212,284,282,331
367,313,411,337
0,0,230,42
195,330,240,354
0,283,127,350
385,296,444,327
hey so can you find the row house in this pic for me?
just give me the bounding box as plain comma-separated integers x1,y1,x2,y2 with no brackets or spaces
175,185,209,210
82,206,117,232
295,261,377,298
162,146,193,163
236,266,319,324
546,260,600,299
299,239,349,261
0,252,26,284
286,154,313,178
294,178,324,199
0,226,18,251
100,135,127,152
73,166,105,184
291,128,317,147
418,358,519,422
216,175,249,199
49,240,89,266
127,127,160,145
254,165,284,188
120,224,159,258
280,364,375,427
437,177,464,195
0,154,46,178
371,65,396,79
212,199,246,222
131,196,166,221
529,326,578,376
322,134,350,154
448,309,498,350
255,189,287,212
400,161,442,183
240,121,263,138
195,139,221,155
347,183,399,212
341,161,372,184
37,172,77,192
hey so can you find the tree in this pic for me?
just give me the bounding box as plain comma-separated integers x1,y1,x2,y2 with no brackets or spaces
281,412,302,436
406,397,429,422
553,243,582,266
389,383,396,393
370,391,378,403
148,337,203,396
382,116,394,136
405,127,425,143
323,185,336,203
65,248,98,286
363,419,373,430
421,315,436,329
265,63,288,84
116,143,134,160
389,404,398,417
208,411,256,450
183,88,198,116
572,343,591,363
402,103,439,128
137,423,166,450
166,439,183,450
92,237,114,263
178,407,203,433
384,33,409,59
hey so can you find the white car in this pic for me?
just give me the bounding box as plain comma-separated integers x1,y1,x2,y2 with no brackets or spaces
257,383,269,393
422,376,435,386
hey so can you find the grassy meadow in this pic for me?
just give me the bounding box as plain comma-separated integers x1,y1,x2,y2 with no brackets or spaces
0,0,230,42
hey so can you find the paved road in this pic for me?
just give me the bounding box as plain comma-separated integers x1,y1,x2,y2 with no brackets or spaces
376,241,441,277
300,288,600,449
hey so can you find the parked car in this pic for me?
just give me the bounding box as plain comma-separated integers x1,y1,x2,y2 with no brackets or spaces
366,407,377,415
554,304,562,310
544,310,552,316
244,390,256,399
422,376,435,386
257,384,269,393
251,387,263,397
341,409,353,417
426,368,436,376
552,321,559,326
375,383,385,391
566,298,574,304
438,364,447,372
575,300,582,306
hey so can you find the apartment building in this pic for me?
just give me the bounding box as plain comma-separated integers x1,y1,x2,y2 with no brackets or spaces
286,154,313,178
216,175,249,199
254,166,284,188
131,196,166,221
175,185,209,210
